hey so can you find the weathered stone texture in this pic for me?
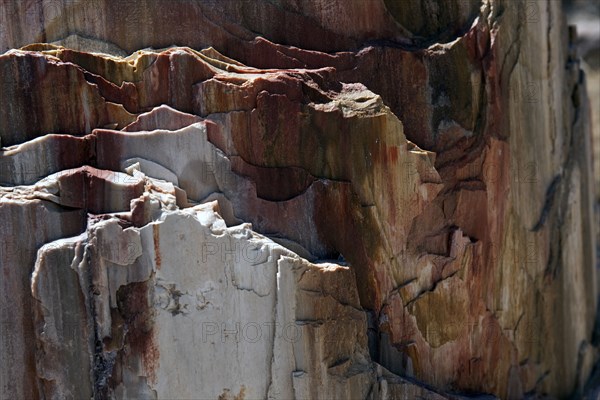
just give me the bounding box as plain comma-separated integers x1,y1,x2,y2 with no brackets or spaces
0,0,597,399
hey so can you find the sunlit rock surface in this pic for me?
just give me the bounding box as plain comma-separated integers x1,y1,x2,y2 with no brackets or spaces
0,0,597,399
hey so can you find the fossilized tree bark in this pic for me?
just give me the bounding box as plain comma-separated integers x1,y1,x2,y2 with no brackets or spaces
0,1,597,399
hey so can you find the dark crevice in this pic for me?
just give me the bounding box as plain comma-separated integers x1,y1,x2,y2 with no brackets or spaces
531,174,562,232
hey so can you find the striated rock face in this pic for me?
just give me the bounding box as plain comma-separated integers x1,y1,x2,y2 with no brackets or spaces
0,1,597,399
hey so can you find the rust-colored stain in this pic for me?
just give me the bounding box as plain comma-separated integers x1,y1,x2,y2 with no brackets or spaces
387,145,399,164
235,386,246,400
116,280,160,386
153,224,162,269
218,385,246,400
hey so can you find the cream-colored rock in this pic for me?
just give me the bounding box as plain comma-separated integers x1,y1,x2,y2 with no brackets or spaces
31,234,93,400
0,197,85,400
27,175,445,399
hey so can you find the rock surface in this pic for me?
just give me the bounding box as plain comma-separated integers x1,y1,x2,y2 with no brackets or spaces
0,1,598,399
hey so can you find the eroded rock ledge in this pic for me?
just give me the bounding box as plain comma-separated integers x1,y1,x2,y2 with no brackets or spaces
0,1,597,399
1,45,448,399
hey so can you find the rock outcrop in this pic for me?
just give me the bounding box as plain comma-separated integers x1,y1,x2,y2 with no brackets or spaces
0,1,597,399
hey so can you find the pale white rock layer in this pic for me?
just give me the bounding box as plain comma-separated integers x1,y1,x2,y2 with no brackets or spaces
28,172,445,399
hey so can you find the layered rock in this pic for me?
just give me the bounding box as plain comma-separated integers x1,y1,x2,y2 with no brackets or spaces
0,0,597,399
23,167,450,399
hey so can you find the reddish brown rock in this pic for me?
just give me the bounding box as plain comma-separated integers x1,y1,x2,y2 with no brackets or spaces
0,1,597,399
